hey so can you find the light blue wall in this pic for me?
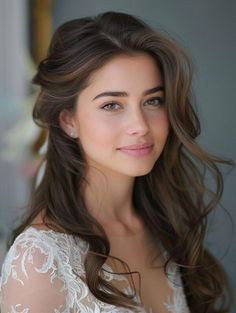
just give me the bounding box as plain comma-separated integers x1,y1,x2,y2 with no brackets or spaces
52,0,236,308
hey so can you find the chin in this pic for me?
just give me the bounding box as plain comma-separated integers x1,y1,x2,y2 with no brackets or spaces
124,164,155,177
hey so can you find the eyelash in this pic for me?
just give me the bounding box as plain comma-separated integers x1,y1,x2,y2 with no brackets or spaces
101,97,164,111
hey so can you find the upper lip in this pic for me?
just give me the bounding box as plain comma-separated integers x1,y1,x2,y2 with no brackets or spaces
118,143,153,150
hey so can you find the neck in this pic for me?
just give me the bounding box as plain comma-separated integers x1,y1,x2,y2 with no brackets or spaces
82,166,144,234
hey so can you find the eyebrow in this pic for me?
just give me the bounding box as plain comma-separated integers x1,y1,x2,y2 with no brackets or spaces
92,85,164,101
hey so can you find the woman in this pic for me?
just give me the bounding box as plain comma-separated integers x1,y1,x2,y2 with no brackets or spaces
0,11,233,313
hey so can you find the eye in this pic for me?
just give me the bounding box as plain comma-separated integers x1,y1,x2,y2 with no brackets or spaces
144,97,164,107
101,102,121,111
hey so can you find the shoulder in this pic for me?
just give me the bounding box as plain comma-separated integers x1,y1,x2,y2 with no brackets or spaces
0,227,70,312
1,227,88,286
0,227,90,312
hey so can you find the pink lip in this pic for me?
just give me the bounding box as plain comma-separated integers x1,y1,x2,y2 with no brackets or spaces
117,143,154,156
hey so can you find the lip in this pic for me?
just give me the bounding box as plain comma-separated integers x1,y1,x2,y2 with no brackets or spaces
117,143,154,157
118,143,153,150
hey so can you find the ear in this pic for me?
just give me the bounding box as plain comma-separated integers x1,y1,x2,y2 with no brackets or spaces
59,109,78,138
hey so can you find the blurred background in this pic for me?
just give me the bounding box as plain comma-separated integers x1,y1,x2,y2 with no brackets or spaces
0,0,235,310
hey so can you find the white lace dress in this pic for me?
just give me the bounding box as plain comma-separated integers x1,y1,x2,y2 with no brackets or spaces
0,227,190,313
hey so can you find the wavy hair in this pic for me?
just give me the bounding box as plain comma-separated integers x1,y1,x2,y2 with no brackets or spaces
11,11,234,312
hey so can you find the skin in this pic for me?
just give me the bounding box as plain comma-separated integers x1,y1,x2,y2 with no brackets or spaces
59,52,169,236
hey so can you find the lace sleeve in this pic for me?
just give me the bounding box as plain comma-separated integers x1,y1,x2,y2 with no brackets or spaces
0,232,68,313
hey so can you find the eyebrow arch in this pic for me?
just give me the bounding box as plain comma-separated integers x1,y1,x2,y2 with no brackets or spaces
92,85,164,101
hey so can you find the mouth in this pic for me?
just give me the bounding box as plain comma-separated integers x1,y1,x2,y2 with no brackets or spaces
117,143,154,156
117,143,153,150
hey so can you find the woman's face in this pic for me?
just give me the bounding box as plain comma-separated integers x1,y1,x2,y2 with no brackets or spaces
70,53,169,177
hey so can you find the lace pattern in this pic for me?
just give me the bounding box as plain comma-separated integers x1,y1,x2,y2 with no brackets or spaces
0,227,189,313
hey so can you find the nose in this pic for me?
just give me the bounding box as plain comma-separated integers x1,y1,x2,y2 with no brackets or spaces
126,108,149,136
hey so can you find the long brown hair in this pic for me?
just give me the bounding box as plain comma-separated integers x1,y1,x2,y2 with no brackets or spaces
11,11,234,312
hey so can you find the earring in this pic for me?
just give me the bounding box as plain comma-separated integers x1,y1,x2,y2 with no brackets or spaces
70,131,75,138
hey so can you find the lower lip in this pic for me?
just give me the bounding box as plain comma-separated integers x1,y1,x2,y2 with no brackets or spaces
118,145,153,156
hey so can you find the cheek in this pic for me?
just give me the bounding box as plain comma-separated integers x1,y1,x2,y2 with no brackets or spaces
152,111,169,138
77,112,119,147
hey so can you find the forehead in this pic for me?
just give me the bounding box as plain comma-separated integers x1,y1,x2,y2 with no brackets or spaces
85,53,163,92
